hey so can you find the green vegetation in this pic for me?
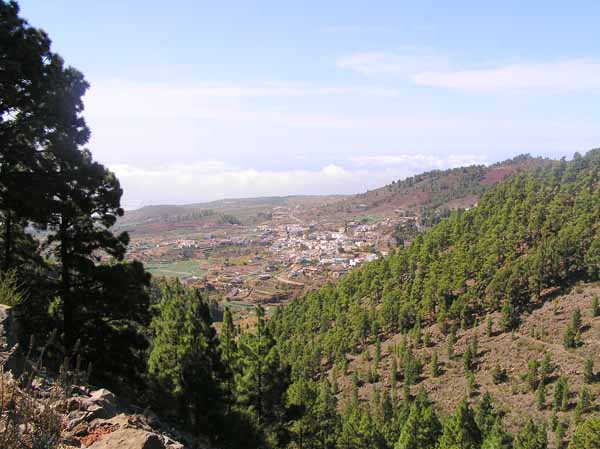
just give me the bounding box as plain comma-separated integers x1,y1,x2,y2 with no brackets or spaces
568,417,600,449
273,149,600,391
584,357,595,384
145,259,206,278
3,3,600,447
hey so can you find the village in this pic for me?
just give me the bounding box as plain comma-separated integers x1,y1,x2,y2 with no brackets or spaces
125,207,420,313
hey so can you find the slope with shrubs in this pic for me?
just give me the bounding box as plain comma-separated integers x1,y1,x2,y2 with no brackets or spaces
4,2,600,447
265,149,600,448
274,149,600,376
310,154,549,225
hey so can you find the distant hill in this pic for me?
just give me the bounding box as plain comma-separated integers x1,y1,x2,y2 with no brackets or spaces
119,155,550,235
308,154,551,224
116,195,346,233
271,148,600,443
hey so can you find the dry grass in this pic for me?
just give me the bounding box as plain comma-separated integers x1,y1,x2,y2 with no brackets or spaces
334,282,600,437
0,333,91,449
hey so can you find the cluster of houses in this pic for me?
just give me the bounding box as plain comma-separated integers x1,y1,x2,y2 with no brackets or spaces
127,211,419,305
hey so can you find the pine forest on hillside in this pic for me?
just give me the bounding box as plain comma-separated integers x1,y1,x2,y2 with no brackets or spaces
1,1,600,449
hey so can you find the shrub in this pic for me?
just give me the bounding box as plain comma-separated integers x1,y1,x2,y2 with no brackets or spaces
0,271,24,307
430,351,440,378
540,353,553,384
583,357,595,384
573,386,593,424
526,359,540,392
591,295,600,318
486,316,493,337
492,365,507,384
568,417,600,449
553,376,569,412
535,383,546,410
447,330,456,359
0,336,79,449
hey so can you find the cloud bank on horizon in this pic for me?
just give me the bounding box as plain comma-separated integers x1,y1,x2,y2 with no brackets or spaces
112,154,489,209
18,1,600,208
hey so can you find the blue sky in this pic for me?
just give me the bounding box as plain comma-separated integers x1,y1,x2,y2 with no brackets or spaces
18,1,600,208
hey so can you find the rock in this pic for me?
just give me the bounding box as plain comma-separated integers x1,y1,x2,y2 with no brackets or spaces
87,428,166,449
65,410,93,431
90,389,117,405
67,388,118,425
0,305,23,375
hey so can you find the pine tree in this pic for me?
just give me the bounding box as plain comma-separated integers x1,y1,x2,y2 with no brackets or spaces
583,357,595,384
591,296,600,318
466,372,477,397
527,359,540,392
563,324,578,349
437,399,482,449
514,419,547,449
219,307,238,409
411,318,422,347
553,376,569,412
573,386,593,424
430,351,440,378
0,1,66,272
500,297,519,332
44,143,152,383
572,308,582,330
486,316,494,338
471,336,479,357
394,389,441,449
463,346,474,374
535,383,546,410
568,416,600,449
540,353,552,385
475,392,498,437
481,419,512,449
401,346,421,387
314,377,340,449
391,357,398,390
236,305,290,436
423,331,431,347
286,377,318,449
564,309,582,348
555,421,567,449
447,328,456,359
148,281,225,441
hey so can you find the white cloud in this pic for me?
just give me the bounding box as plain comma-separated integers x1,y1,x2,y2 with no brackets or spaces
338,50,600,91
337,47,449,76
112,162,364,208
414,59,600,90
84,75,600,209
113,157,492,209
88,79,402,104
349,154,489,168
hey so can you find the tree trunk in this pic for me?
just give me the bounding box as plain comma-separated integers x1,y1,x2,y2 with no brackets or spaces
2,210,12,272
194,393,200,449
60,217,72,352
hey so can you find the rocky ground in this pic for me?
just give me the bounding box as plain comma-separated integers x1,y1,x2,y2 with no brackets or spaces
0,305,211,449
336,282,600,443
58,386,198,449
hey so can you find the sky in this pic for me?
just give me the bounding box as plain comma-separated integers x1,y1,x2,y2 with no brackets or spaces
18,0,600,209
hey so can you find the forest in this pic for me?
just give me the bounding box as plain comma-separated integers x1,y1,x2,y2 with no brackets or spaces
1,1,600,448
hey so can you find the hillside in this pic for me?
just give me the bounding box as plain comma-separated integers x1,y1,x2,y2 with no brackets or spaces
119,155,548,235
268,148,600,447
307,154,550,225
340,283,600,438
116,195,345,234
6,2,600,448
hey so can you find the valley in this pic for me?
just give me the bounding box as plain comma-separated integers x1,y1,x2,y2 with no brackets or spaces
118,155,548,319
